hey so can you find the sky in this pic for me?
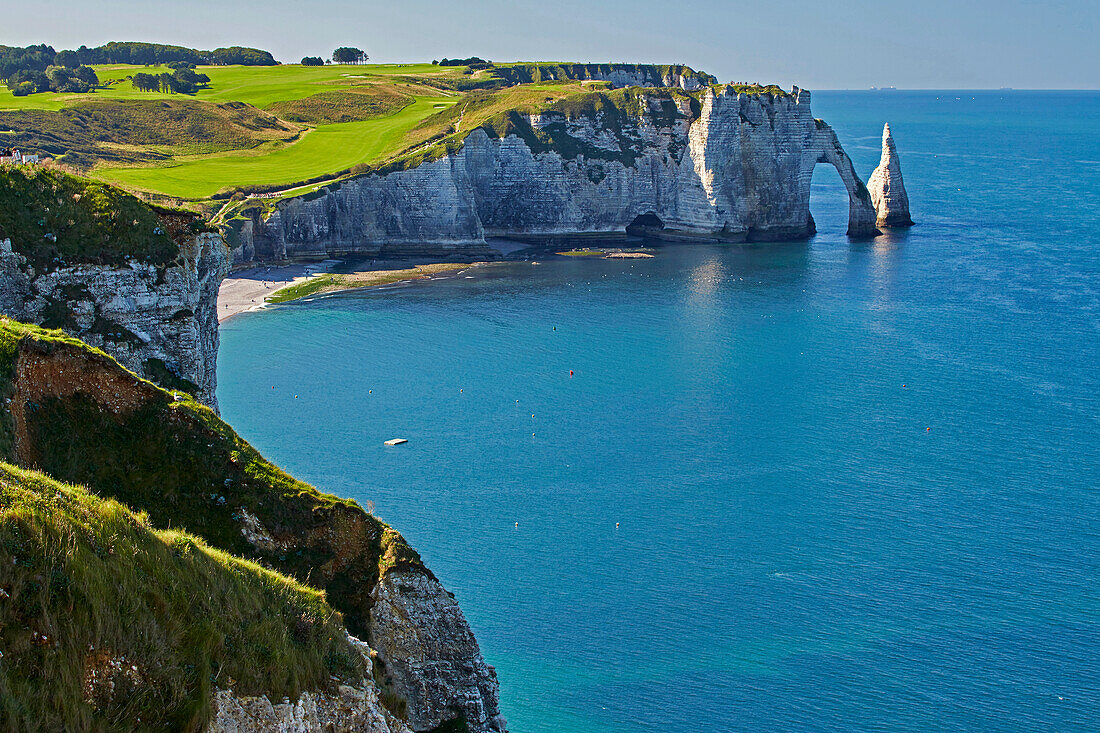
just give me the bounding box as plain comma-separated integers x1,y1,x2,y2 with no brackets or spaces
2,0,1096,89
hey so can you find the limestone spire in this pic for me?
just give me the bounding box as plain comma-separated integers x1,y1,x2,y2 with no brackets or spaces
867,122,914,227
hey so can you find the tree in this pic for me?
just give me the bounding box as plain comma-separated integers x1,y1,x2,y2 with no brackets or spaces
131,72,159,92
44,65,97,93
5,69,50,94
73,65,99,89
209,47,278,66
53,50,80,68
332,47,368,65
300,56,324,66
11,81,34,97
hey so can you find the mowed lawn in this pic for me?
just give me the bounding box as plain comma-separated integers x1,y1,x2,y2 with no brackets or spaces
97,97,454,198
0,63,453,110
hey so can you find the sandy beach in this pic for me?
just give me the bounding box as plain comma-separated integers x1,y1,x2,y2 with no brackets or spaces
217,261,339,322
218,260,489,322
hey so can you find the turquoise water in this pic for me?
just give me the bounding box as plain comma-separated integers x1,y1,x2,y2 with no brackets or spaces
218,92,1100,731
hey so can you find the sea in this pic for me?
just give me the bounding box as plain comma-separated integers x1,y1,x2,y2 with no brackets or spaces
218,91,1100,732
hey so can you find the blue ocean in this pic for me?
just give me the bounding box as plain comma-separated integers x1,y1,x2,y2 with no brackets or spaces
218,91,1100,731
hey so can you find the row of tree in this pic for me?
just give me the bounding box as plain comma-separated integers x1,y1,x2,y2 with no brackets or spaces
0,42,276,97
332,47,369,64
131,66,210,94
299,48,369,65
6,65,99,96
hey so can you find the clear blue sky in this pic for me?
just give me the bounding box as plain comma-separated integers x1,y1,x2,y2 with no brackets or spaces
4,0,1096,89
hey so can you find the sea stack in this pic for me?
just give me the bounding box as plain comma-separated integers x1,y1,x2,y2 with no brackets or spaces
867,123,914,227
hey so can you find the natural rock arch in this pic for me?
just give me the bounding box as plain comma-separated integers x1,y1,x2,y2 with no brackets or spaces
804,121,879,237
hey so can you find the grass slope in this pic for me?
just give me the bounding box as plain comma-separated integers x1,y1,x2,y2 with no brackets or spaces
0,317,425,640
0,63,455,111
0,166,194,268
98,97,454,198
0,99,297,169
0,461,363,731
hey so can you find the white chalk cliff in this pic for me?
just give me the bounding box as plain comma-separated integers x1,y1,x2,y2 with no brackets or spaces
0,231,228,409
867,122,913,227
233,86,880,262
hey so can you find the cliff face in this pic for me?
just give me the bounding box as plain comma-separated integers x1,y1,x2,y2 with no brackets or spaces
237,86,877,262
867,122,914,227
0,318,504,733
0,232,228,410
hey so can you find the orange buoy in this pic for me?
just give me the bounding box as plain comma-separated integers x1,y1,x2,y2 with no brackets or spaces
926,427,931,431
569,370,574,376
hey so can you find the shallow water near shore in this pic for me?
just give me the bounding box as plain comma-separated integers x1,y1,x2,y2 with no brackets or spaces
218,91,1100,732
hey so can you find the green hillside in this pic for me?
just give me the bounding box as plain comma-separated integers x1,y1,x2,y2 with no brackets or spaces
0,461,364,730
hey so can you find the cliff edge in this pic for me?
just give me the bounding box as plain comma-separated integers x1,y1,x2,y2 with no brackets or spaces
0,168,228,410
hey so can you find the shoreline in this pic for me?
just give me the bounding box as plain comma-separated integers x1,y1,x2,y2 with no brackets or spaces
217,260,341,322
217,259,489,322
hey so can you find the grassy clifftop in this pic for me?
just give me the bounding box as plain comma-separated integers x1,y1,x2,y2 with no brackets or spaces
0,461,364,730
0,317,426,641
0,166,204,269
0,61,786,205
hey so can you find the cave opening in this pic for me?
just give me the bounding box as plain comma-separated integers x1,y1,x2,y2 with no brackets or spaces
626,212,665,235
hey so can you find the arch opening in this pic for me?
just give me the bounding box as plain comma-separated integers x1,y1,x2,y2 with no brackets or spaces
808,161,852,237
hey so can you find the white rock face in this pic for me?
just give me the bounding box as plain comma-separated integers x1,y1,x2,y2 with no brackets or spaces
0,232,229,409
867,123,914,227
237,87,879,263
368,569,506,733
209,636,414,733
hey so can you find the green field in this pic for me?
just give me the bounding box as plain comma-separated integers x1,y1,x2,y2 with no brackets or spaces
99,96,455,198
0,63,451,110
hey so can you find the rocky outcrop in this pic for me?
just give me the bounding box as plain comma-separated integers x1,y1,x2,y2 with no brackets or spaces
369,569,506,733
867,122,913,227
209,636,414,733
211,684,412,733
0,231,228,409
234,86,878,263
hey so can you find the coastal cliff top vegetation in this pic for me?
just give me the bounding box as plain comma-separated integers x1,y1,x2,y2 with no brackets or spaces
0,166,208,268
0,53,787,207
0,460,365,730
0,316,428,638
